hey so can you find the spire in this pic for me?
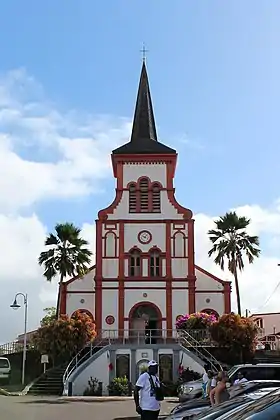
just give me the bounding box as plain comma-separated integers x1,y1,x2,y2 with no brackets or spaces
130,61,157,143
112,60,176,155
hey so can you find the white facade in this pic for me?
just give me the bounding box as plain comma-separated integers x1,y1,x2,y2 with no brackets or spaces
68,346,205,396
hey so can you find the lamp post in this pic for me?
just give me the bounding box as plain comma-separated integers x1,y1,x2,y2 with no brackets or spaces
10,293,28,386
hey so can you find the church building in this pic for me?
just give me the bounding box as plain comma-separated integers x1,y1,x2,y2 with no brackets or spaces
59,61,231,339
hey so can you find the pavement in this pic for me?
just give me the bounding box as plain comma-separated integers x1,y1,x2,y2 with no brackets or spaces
0,395,177,420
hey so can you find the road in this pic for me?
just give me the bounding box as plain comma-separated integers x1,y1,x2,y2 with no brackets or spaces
0,396,176,420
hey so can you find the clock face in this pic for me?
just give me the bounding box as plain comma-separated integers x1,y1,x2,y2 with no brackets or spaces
138,230,152,244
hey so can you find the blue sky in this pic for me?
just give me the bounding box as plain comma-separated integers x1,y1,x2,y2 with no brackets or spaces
2,0,280,216
1,1,280,342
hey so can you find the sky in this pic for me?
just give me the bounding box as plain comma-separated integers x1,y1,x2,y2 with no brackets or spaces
1,1,280,343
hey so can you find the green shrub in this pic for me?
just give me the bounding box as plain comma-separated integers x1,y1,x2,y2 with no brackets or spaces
83,377,102,396
107,376,130,396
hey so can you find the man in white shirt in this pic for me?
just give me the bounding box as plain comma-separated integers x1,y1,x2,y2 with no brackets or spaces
134,360,161,420
233,371,248,386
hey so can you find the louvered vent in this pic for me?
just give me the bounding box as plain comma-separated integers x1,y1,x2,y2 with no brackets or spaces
152,184,161,213
140,178,149,212
129,184,137,213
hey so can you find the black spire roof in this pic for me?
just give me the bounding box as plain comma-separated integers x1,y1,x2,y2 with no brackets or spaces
112,62,176,155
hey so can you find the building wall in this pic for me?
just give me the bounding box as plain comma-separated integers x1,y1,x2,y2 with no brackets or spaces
69,345,205,396
250,313,280,336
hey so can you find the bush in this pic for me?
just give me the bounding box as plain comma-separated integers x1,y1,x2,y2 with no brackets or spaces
107,376,130,396
210,313,259,361
83,377,102,396
176,312,217,330
32,311,96,365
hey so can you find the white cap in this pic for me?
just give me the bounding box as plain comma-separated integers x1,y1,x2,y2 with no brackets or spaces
148,360,158,367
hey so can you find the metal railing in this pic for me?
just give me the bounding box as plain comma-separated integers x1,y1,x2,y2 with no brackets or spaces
62,329,218,386
0,341,33,355
63,330,108,385
178,330,222,373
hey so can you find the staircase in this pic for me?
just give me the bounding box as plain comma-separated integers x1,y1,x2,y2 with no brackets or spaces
179,330,223,372
27,364,67,396
62,334,108,395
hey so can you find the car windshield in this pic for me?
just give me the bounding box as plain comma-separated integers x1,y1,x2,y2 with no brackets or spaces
0,358,9,368
195,396,250,419
229,388,280,419
227,366,238,376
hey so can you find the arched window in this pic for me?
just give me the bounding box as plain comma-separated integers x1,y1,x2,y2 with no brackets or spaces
152,183,161,212
139,177,149,212
129,249,141,277
129,183,137,213
149,250,161,277
128,178,162,213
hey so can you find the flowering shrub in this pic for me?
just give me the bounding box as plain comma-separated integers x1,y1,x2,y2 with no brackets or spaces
176,312,217,330
210,313,259,355
32,310,96,364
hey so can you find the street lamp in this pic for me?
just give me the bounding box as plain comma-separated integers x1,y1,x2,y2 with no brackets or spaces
10,293,28,386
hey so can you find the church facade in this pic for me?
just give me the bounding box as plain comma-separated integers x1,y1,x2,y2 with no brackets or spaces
59,62,231,339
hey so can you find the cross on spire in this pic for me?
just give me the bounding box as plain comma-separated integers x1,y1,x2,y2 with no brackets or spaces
140,43,149,62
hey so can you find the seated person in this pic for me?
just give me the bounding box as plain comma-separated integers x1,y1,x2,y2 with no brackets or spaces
233,371,248,386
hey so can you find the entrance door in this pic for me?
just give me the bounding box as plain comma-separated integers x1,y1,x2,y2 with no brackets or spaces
145,319,158,344
130,303,160,344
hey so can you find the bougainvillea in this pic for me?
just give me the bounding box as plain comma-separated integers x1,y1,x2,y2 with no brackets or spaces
176,312,217,330
32,310,96,364
210,313,259,354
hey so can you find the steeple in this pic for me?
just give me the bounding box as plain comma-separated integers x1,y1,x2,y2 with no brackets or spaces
130,61,157,143
112,62,176,155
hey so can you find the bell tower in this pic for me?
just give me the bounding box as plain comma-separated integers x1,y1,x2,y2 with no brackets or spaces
95,61,195,337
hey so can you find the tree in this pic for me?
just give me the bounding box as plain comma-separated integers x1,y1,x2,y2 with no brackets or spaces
32,311,96,365
210,313,259,363
38,222,92,317
208,211,260,316
41,307,56,327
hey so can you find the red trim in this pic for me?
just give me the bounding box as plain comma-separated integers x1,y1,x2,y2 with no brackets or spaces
223,282,231,313
138,230,152,245
148,247,163,278
195,265,228,285
95,220,103,330
60,282,67,315
200,308,220,318
71,309,94,320
172,231,186,257
118,221,125,335
128,301,163,331
65,290,95,294
104,231,117,257
63,265,96,286
166,221,172,336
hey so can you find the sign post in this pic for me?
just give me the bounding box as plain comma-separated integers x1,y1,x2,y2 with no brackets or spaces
41,354,49,373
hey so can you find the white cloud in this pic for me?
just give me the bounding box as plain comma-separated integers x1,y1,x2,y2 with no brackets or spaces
0,68,131,213
1,68,280,345
194,204,280,315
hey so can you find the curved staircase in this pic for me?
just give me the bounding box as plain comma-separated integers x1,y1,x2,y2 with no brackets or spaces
179,330,223,372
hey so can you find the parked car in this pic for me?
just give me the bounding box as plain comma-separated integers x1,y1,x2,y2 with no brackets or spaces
178,363,280,401
0,357,11,385
172,380,280,418
212,387,280,419
168,383,280,420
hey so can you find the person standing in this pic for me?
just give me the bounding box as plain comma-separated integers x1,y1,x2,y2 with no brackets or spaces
210,371,230,406
134,360,164,420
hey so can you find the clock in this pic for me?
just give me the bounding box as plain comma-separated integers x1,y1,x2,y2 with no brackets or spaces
138,230,152,244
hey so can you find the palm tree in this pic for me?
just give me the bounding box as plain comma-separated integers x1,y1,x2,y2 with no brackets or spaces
208,211,260,316
38,222,92,317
